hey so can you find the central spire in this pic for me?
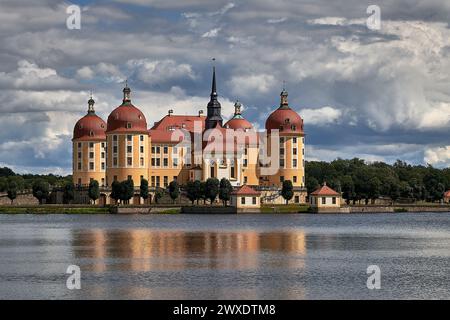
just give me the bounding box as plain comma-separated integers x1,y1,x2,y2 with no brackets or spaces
205,59,223,130
211,66,217,99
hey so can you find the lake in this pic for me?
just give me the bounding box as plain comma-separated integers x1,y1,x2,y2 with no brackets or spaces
0,213,450,299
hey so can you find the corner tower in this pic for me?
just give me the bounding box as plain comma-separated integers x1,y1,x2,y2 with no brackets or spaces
72,95,107,187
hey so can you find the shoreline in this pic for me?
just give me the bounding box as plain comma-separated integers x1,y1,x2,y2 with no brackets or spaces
1,204,450,214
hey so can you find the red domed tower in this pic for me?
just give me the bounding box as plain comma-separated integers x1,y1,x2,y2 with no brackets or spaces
224,101,253,131
105,82,149,187
263,88,305,194
72,95,107,187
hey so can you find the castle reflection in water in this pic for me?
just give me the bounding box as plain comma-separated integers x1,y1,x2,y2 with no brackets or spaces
71,229,307,273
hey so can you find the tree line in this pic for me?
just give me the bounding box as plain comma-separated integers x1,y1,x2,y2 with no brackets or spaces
306,158,450,204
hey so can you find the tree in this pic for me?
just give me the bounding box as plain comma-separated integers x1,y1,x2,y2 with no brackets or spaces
199,181,207,204
340,175,355,204
186,181,198,204
205,178,219,204
120,179,134,204
140,178,149,203
32,179,49,204
110,180,121,204
368,177,382,204
281,180,294,204
168,180,180,203
88,180,100,204
219,178,233,206
63,181,75,204
305,176,319,194
154,187,164,204
7,181,17,204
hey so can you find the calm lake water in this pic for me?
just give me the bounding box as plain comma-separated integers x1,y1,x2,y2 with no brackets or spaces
0,213,450,300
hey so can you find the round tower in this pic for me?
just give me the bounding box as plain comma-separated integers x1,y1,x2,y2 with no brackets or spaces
105,83,149,187
72,95,107,186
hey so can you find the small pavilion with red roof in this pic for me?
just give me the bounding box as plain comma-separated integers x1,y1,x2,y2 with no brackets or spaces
309,182,341,212
230,185,261,212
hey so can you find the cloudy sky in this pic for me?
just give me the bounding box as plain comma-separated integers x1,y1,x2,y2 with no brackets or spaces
1,0,450,175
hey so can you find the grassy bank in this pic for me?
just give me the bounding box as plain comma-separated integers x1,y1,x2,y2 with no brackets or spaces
261,204,310,213
0,206,109,214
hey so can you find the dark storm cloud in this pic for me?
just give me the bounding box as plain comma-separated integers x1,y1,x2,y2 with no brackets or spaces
1,0,450,173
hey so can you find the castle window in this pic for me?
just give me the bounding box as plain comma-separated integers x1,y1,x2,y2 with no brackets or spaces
140,157,144,166
89,131,94,137
77,163,81,170
140,146,144,153
101,162,105,170
151,158,155,166
140,135,144,141
151,146,155,153
78,152,81,159
293,159,297,168
101,152,105,159
293,137,297,144
280,148,284,155
89,162,94,170
163,176,168,187
293,176,297,183
291,125,296,131
280,159,285,167
151,176,155,187
127,135,132,141
113,157,118,166
127,157,132,166
163,158,168,167
89,152,94,159
163,146,168,154
126,122,132,129
173,158,178,167
293,148,297,155
280,137,284,144
113,146,118,153
127,146,132,153
89,142,94,148
244,176,248,184
156,176,160,187
113,135,118,142
78,142,81,148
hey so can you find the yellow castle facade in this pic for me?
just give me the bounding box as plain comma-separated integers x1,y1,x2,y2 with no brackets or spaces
72,68,307,204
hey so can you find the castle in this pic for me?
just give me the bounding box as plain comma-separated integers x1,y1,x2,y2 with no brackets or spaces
72,67,307,205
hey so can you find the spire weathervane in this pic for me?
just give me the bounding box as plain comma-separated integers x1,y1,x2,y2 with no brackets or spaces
87,90,95,114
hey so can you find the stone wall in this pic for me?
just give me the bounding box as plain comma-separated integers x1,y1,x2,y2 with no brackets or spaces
0,193,39,206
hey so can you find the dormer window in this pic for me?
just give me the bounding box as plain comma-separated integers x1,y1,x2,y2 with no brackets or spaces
115,113,119,120
285,118,290,123
89,130,94,137
138,114,142,120
279,125,284,131
126,122,132,129
291,125,296,131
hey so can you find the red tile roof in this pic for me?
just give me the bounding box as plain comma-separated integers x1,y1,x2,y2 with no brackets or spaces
232,185,261,196
149,114,206,143
310,183,340,196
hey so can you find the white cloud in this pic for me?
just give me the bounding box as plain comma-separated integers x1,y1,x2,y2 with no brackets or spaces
202,28,221,38
267,17,287,24
424,146,450,166
301,106,342,126
228,74,276,97
127,59,196,84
